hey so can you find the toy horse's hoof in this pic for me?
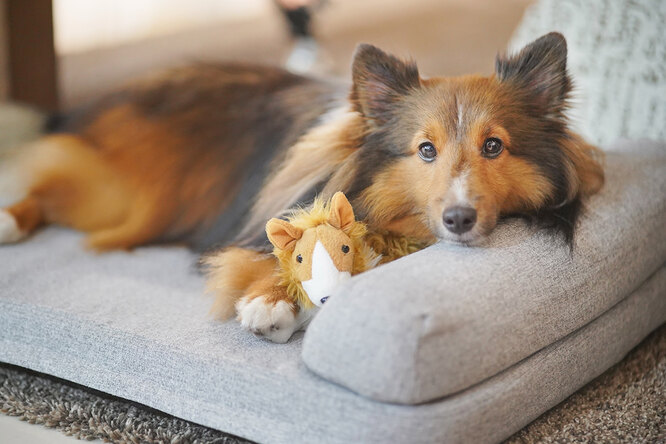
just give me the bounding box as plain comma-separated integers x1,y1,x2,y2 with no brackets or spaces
320,296,329,304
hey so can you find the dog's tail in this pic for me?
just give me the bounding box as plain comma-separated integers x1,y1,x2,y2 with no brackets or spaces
203,247,279,320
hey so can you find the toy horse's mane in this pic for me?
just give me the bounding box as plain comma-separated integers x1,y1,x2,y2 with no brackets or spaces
273,197,379,309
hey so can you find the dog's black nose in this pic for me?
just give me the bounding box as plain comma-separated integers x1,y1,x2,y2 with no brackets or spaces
320,296,329,304
443,206,477,234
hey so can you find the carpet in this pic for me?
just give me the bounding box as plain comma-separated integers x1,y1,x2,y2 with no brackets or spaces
506,323,666,443
0,364,250,443
1,324,664,443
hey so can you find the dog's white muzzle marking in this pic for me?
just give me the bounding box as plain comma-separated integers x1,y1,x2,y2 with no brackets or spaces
449,171,471,206
301,241,351,307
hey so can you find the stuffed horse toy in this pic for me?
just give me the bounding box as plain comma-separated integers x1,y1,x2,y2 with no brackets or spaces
205,192,428,342
265,191,381,309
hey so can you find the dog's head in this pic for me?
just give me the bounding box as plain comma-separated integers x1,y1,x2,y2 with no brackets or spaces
347,33,604,247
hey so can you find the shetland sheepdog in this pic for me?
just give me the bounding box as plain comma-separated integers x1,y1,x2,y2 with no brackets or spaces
1,33,603,340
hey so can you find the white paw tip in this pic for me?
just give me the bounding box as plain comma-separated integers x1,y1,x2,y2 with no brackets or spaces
236,296,297,343
0,210,25,244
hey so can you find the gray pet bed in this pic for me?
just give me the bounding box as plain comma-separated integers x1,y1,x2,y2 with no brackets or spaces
1,139,664,444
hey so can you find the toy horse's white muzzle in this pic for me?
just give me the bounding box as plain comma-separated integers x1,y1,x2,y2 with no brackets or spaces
301,241,351,307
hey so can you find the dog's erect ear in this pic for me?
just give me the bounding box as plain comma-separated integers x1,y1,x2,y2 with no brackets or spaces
350,44,420,126
496,32,570,112
266,219,303,251
328,192,355,232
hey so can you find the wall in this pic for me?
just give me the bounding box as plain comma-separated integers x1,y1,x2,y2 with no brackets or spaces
0,0,9,101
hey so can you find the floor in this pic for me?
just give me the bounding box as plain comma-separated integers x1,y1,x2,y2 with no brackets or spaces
0,415,84,444
56,0,533,107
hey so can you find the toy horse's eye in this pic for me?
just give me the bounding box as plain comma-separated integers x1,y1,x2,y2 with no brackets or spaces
296,254,303,263
341,245,350,254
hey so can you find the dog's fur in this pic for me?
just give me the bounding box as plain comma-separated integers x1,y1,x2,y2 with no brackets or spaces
1,33,603,339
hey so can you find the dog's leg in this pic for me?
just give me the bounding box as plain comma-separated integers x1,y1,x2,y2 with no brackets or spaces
206,247,304,342
235,276,301,343
84,213,157,251
0,197,42,243
83,195,168,251
204,248,278,318
1,135,139,246
205,246,302,343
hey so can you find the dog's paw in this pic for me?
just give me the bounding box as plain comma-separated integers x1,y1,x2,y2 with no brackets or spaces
0,210,25,244
236,296,298,343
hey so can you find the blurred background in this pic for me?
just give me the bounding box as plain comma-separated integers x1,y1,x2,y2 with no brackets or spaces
0,0,532,111
1,0,662,148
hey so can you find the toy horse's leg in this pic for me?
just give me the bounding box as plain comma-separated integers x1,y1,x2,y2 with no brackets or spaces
205,247,306,343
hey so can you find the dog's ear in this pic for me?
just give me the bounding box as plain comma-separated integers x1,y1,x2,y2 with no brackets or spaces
266,218,303,251
536,134,604,249
350,44,420,126
328,192,355,232
496,32,570,113
563,134,605,199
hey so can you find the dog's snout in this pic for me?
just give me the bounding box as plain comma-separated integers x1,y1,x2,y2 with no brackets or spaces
443,206,477,234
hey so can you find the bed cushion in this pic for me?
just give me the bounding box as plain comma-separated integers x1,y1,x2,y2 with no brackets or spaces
302,138,666,404
0,240,663,444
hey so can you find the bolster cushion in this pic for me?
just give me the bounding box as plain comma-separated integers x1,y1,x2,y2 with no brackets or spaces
302,139,666,404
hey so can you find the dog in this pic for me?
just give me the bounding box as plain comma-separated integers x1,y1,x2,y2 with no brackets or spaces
1,33,603,340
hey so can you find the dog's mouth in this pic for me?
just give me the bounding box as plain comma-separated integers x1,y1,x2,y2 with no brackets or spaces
434,220,488,246
438,231,483,246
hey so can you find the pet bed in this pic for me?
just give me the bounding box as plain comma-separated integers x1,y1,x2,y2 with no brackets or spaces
1,139,664,443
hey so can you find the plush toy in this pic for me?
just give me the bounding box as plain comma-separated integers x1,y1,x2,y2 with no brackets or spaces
265,191,381,309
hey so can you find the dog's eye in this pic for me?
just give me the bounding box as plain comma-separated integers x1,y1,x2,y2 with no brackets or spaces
418,142,437,162
482,138,503,158
341,245,350,254
296,254,303,263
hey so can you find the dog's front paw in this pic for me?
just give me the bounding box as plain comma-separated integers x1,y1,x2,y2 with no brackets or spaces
236,296,298,343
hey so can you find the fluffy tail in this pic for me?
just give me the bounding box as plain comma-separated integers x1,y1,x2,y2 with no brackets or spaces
203,247,279,320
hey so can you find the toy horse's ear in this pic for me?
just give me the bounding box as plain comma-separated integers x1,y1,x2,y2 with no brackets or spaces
328,192,355,232
266,219,303,251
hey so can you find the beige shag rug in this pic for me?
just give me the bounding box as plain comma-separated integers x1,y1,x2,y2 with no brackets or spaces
1,324,664,443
